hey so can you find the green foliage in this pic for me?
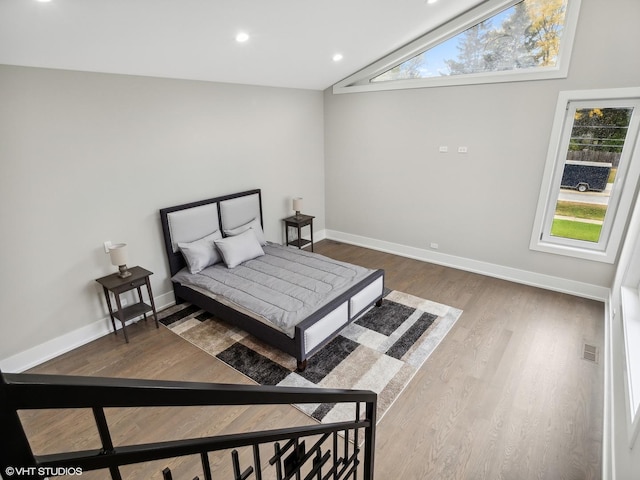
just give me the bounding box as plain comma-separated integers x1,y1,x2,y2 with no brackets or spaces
446,20,494,74
554,201,607,221
525,0,566,66
446,0,566,75
375,0,570,81
551,219,602,242
569,108,632,154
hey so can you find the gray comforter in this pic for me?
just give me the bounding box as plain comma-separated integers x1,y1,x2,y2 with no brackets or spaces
172,243,373,337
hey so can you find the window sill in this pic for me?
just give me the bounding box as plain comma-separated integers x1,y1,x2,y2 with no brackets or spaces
529,239,615,264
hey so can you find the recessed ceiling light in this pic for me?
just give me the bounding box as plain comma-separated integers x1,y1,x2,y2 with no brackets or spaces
37,0,52,3
332,53,344,62
426,0,438,4
236,32,250,43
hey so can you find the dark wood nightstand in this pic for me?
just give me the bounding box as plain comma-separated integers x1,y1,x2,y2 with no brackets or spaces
283,214,315,251
95,266,159,343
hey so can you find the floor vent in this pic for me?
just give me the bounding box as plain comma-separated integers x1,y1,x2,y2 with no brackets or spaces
582,344,598,363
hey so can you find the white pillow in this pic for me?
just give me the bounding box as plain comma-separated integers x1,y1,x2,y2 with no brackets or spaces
224,217,266,245
214,228,265,268
178,230,222,274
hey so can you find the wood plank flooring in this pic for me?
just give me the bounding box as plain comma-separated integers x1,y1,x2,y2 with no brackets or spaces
20,240,604,479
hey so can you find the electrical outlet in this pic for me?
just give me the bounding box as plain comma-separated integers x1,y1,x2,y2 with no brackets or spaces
430,242,439,249
458,146,468,153
103,241,112,253
439,146,448,153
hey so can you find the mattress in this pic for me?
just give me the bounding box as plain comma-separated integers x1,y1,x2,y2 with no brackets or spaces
171,243,374,337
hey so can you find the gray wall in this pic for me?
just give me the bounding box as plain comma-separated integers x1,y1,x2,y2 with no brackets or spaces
610,193,640,479
0,66,325,365
324,0,640,288
1,0,638,474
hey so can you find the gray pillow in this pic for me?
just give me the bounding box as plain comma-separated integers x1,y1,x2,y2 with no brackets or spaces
224,217,266,245
214,228,265,268
178,230,222,274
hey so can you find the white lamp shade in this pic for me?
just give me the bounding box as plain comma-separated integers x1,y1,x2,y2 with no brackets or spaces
109,243,129,266
293,197,303,212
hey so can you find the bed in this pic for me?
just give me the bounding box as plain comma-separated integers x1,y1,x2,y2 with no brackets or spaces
159,189,385,371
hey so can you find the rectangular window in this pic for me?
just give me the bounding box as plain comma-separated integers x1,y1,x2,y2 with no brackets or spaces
334,0,581,93
531,89,640,263
372,0,567,83
619,201,640,447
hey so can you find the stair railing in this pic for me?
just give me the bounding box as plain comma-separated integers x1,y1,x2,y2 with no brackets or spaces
0,370,376,480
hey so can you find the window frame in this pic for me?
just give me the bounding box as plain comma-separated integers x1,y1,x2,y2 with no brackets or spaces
530,88,640,263
622,282,640,447
617,191,640,448
333,0,581,94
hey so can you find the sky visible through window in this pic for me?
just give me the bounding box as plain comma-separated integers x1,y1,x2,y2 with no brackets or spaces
409,11,513,77
373,0,566,82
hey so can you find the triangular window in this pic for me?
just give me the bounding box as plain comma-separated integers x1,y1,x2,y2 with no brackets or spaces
334,0,581,93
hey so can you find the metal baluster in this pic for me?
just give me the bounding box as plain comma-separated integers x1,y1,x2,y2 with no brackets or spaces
343,428,349,465
363,400,376,480
92,407,122,480
307,449,328,480
295,439,301,480
231,449,254,480
353,403,360,480
253,444,263,480
271,442,283,480
200,452,213,480
333,432,339,480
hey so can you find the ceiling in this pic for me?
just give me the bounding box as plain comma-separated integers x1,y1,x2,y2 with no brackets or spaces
0,0,483,91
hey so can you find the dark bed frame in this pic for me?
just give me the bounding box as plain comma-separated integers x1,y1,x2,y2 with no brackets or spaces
160,189,384,371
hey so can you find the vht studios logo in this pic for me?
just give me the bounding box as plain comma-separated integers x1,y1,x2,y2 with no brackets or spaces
5,466,83,476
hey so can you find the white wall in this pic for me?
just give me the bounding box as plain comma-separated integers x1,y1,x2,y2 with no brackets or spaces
323,0,640,290
0,66,325,369
610,195,640,477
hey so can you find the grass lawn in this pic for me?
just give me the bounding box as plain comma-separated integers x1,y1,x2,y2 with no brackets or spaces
551,219,602,242
555,201,607,220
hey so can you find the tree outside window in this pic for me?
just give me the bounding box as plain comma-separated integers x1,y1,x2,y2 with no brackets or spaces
373,0,567,82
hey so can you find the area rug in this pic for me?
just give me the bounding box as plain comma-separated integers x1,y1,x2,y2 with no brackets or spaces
159,290,462,425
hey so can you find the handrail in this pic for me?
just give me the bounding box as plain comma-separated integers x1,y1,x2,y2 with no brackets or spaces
1,372,377,408
1,370,377,480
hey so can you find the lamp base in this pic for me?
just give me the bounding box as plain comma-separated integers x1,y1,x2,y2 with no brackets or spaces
118,265,132,278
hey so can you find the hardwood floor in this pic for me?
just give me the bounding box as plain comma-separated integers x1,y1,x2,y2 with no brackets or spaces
21,240,604,479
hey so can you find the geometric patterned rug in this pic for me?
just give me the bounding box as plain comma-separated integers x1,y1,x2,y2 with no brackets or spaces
160,290,462,425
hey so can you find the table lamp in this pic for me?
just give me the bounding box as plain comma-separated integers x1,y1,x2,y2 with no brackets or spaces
293,197,303,218
109,243,132,278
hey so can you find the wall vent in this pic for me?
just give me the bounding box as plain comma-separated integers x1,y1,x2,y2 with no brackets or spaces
582,343,598,363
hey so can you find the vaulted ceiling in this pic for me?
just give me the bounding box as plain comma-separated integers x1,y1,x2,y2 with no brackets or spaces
0,0,483,90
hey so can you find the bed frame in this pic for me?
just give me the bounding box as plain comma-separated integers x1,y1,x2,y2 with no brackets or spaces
160,189,384,371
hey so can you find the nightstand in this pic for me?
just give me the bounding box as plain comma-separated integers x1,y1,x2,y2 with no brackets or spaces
283,214,315,251
95,266,159,343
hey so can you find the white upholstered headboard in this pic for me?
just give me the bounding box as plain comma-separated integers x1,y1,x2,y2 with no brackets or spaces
160,189,263,276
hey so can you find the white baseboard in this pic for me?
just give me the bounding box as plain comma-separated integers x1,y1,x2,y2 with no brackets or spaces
603,294,615,480
1,229,614,477
325,229,610,301
1,230,609,373
0,233,336,374
325,229,613,479
0,291,175,373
